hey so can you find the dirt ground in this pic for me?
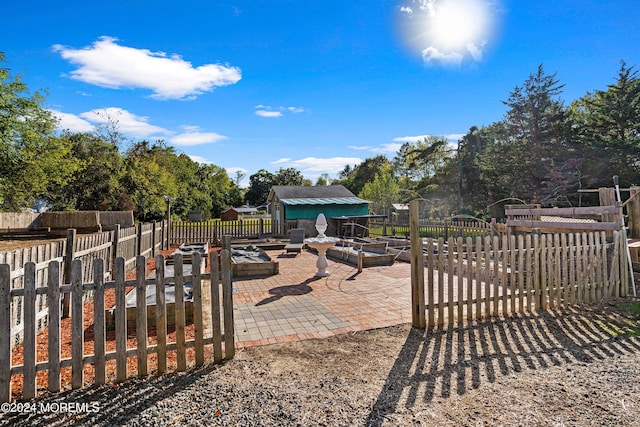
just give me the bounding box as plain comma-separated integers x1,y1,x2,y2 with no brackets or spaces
2,299,639,426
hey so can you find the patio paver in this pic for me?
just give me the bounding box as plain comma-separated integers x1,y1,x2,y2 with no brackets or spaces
231,248,412,348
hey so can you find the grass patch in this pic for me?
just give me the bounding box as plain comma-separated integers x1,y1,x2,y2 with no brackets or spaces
618,301,640,320
596,301,640,337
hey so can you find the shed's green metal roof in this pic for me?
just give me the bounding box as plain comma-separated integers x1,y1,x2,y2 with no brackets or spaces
280,197,368,206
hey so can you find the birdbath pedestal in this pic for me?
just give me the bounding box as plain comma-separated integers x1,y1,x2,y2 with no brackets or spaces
304,237,339,277
304,213,339,277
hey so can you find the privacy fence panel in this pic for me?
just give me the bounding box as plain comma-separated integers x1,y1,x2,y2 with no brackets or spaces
0,251,234,402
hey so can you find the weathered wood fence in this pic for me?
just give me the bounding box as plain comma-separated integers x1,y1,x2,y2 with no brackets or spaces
371,217,505,240
410,202,630,328
171,218,273,245
0,251,234,402
0,221,167,344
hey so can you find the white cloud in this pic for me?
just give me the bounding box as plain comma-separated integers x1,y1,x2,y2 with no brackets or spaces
422,47,464,66
255,110,283,118
271,157,362,174
271,158,292,165
49,109,94,133
445,133,465,141
169,129,227,146
400,6,413,15
52,36,241,100
79,107,170,138
255,105,304,118
392,135,431,143
393,133,464,144
371,143,404,154
226,166,248,175
347,145,372,151
188,155,213,164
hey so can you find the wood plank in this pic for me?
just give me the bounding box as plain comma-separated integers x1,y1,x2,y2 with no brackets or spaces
93,259,106,385
517,235,525,314
510,235,517,313
609,231,620,297
155,255,167,373
533,234,541,309
525,234,532,312
22,262,36,399
553,234,561,308
498,236,506,314
576,234,584,303
437,238,444,325
568,233,576,305
208,252,222,364
221,249,235,359
559,234,568,307
192,253,205,366
492,236,499,316
465,237,473,321
71,259,84,389
427,239,435,325
475,237,482,320
505,206,620,216
0,264,11,402
174,255,187,372
47,262,61,393
409,200,425,328
115,257,127,382
447,237,454,325
456,237,464,323
600,232,609,298
135,256,148,377
506,219,621,231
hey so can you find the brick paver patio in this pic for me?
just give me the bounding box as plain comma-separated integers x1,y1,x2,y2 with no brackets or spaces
231,248,412,348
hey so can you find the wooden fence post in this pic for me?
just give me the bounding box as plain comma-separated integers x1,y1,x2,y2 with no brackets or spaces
0,264,11,402
111,224,120,273
62,228,76,318
221,249,235,359
136,222,143,256
410,200,426,328
628,186,640,239
151,221,157,257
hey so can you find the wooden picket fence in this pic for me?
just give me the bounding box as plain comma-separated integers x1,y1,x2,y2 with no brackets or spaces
411,231,629,327
0,221,168,344
0,251,234,402
171,218,273,245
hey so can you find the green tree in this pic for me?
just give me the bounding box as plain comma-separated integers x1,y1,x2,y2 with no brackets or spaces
342,155,392,195
569,61,640,188
245,169,276,206
274,167,306,186
358,173,399,215
0,53,77,210
49,131,123,211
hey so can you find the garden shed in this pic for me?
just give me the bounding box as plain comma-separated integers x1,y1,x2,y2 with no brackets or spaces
220,206,258,221
267,185,369,236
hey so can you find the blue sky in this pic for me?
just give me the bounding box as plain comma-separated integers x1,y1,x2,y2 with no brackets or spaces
3,1,639,186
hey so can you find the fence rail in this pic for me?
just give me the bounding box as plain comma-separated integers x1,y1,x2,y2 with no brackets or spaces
0,221,168,345
371,217,504,240
171,219,273,245
0,251,234,402
412,230,628,327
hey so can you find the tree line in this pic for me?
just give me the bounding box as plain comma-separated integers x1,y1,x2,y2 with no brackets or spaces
2,51,639,221
333,62,640,219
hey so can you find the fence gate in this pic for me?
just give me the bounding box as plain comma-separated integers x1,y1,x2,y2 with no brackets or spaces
409,200,631,328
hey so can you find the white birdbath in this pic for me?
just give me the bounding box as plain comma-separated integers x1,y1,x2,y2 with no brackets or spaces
304,213,339,277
